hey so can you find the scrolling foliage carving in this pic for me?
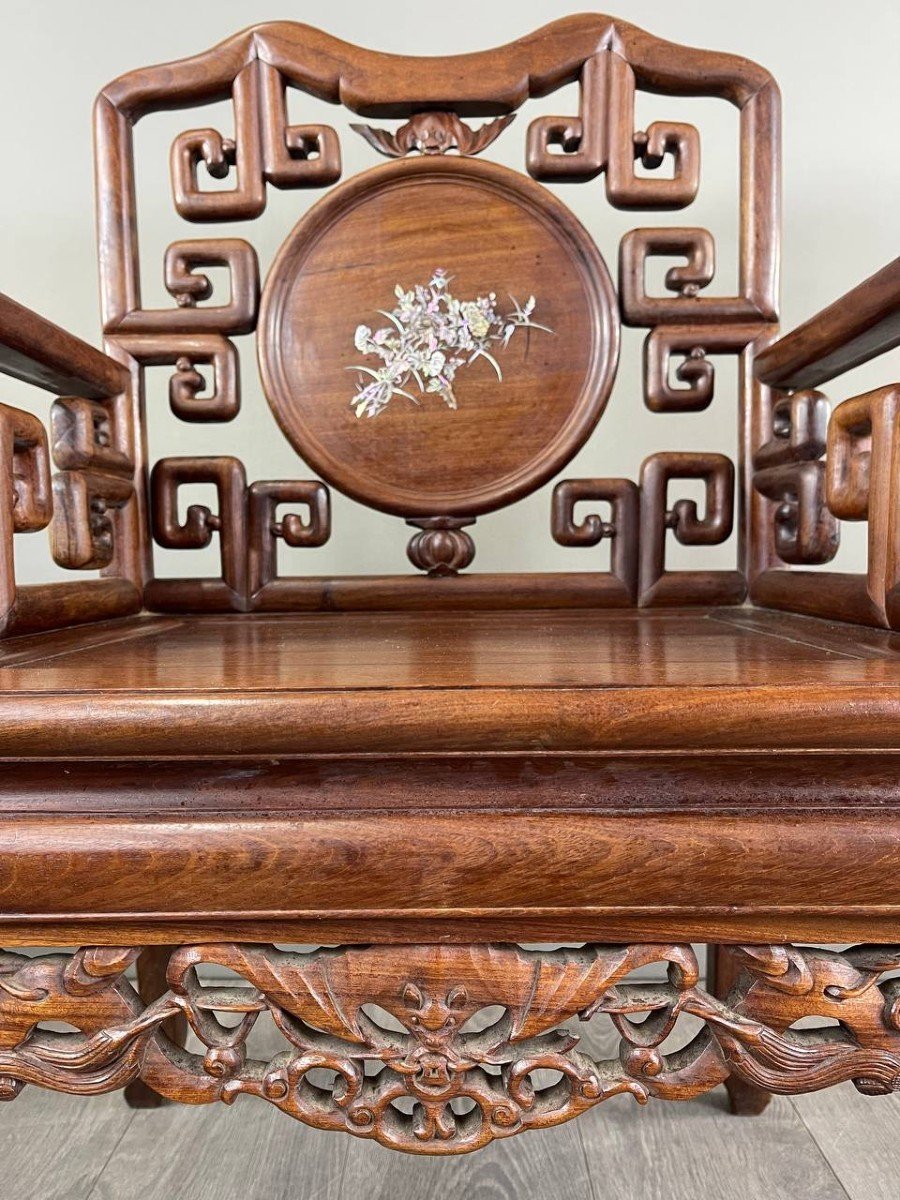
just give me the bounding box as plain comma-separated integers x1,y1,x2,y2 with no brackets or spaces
3,941,900,1155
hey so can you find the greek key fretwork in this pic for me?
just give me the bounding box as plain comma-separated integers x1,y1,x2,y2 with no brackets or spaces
0,403,52,631
639,451,745,605
752,392,838,566
50,397,133,476
527,52,700,209
0,403,52,535
643,323,764,412
116,334,240,422
108,240,259,337
148,456,248,610
606,54,700,211
620,229,765,327
4,940,900,1155
258,62,342,187
826,386,900,625
170,65,266,221
551,477,639,600
50,470,134,571
526,54,606,181
171,62,341,221
247,479,331,598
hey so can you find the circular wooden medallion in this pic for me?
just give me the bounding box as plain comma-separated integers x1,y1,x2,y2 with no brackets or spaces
258,156,619,517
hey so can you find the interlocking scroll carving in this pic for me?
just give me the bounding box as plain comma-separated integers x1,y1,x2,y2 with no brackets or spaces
639,451,745,606
0,291,142,638
752,382,900,628
116,335,240,423
752,391,839,566
147,458,332,612
4,941,900,1155
86,16,782,613
169,61,341,223
551,478,639,601
527,53,700,209
247,480,331,600
826,386,900,625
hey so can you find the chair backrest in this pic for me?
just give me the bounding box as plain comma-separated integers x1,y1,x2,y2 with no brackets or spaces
89,14,780,614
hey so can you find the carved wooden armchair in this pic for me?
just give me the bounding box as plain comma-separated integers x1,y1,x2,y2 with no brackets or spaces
1,14,899,1157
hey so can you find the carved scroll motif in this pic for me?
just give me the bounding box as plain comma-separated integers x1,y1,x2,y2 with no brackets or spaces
3,941,900,1155
248,480,331,599
527,53,699,207
49,394,136,572
116,334,240,422
639,451,746,606
170,61,341,221
551,478,639,600
752,391,839,566
147,462,332,612
826,386,900,625
0,404,52,629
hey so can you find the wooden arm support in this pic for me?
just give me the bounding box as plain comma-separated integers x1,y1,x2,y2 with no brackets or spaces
0,292,129,399
751,258,900,629
0,293,141,638
755,258,900,390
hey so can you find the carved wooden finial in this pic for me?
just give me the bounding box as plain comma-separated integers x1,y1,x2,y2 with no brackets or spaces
351,111,515,158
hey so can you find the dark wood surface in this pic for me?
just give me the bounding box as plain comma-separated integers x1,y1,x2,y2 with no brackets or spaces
1,608,899,755
755,258,900,390
258,156,618,519
0,607,897,948
0,7,898,1158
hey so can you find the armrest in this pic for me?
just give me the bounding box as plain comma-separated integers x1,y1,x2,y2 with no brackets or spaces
750,258,900,631
755,258,900,390
0,291,128,398
0,293,140,639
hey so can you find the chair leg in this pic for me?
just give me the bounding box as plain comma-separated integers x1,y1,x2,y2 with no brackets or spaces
124,945,188,1109
707,944,772,1115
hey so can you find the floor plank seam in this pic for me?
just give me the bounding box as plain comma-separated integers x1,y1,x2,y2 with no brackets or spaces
788,1097,853,1200
575,1114,602,1200
83,1106,139,1200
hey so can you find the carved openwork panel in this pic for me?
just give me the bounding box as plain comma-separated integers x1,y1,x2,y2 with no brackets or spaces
0,296,142,638
3,941,900,1155
82,15,780,613
752,348,900,627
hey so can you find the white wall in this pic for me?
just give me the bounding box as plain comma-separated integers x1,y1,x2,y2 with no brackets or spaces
2,0,897,584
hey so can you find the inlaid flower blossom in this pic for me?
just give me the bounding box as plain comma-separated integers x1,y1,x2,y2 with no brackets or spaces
349,269,552,418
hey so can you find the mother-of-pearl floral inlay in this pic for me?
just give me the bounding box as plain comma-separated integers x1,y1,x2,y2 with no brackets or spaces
349,269,552,418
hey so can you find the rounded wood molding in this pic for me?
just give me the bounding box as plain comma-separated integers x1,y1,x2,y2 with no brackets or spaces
258,156,619,518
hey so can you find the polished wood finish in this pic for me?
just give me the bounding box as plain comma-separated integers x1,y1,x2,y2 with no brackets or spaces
84,12,782,611
0,608,898,951
756,258,900,390
0,10,898,1160
751,266,900,630
258,156,618,520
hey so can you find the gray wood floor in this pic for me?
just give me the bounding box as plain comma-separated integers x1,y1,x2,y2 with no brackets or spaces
2,1014,896,1200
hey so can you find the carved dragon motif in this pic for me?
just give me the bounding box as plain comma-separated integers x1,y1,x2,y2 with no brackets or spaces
2,941,900,1154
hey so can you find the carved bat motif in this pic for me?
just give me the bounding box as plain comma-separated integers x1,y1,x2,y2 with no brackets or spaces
351,111,515,158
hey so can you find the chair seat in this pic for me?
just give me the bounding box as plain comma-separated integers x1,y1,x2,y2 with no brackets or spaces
1,606,898,756
0,606,898,947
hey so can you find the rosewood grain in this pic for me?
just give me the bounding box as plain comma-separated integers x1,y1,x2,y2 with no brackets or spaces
0,10,896,1159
